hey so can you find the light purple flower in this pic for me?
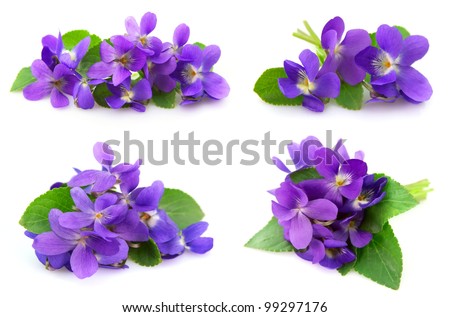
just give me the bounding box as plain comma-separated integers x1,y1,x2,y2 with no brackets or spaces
278,49,340,112
272,181,338,249
320,17,371,85
172,44,230,104
125,12,162,56
355,24,432,103
23,60,78,108
32,209,122,279
59,37,91,69
73,78,103,110
105,78,152,112
58,187,128,238
87,36,146,86
152,24,190,64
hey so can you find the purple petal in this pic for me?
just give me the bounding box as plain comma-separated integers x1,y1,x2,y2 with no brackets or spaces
313,72,340,98
120,169,140,195
349,229,372,248
70,244,98,279
371,71,396,85
173,23,190,47
23,81,52,101
47,252,71,269
87,61,114,79
187,237,213,254
91,173,117,192
399,35,429,66
298,179,328,200
86,235,119,256
336,247,356,264
299,49,320,80
68,170,101,188
140,12,157,35
324,239,348,248
372,82,399,98
116,218,149,242
355,46,380,75
302,95,325,112
93,142,114,166
94,221,119,238
112,65,131,86
202,72,230,100
101,204,128,225
106,95,127,109
125,16,140,37
127,48,147,71
297,238,325,263
148,210,179,243
340,29,371,55
152,57,177,75
289,213,313,249
315,147,340,179
97,238,129,265
157,236,184,255
59,212,94,229
202,45,221,72
42,35,58,51
50,88,69,108
272,156,290,173
302,199,338,221
111,36,134,56
312,224,333,239
132,79,152,101
182,222,208,243
130,102,146,112
131,181,164,211
100,41,116,63
73,36,91,61
181,78,203,96
376,25,403,58
33,232,76,256
71,187,94,212
75,83,94,109
53,63,73,80
322,17,345,43
48,209,79,240
283,60,303,81
340,159,367,180
278,78,302,98
340,177,364,200
178,44,202,64
272,201,297,221
397,66,432,102
155,75,177,92
94,193,118,211
321,30,338,51
324,187,343,207
337,55,367,85
30,59,52,80
275,182,308,209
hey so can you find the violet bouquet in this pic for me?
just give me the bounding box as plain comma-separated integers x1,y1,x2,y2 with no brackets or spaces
246,136,431,289
11,12,230,111
20,142,213,279
254,17,432,111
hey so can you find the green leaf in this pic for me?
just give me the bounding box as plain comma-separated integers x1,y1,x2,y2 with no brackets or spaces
78,43,101,75
338,260,355,276
128,239,162,267
152,88,176,109
394,26,410,39
354,222,403,290
11,67,36,92
289,167,322,184
245,217,295,252
93,83,112,108
159,188,204,229
369,32,379,48
334,82,364,110
254,68,304,106
361,174,418,233
62,30,91,50
193,42,206,50
19,187,74,234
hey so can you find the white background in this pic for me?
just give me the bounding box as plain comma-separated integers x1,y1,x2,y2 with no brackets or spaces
0,0,448,315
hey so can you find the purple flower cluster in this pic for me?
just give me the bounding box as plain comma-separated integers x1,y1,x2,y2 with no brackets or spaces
279,17,432,111
28,142,213,279
23,12,229,111
272,137,387,269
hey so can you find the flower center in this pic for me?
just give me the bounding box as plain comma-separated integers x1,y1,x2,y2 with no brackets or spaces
121,88,135,103
52,78,65,91
118,54,130,66
297,71,315,94
182,64,201,84
139,36,148,46
335,174,349,187
325,248,340,258
95,213,103,220
348,220,356,230
373,52,396,76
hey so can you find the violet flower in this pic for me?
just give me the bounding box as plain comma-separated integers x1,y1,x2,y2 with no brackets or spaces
320,17,371,85
272,181,338,249
343,174,387,212
144,57,177,93
125,12,162,56
105,78,152,112
278,49,340,112
32,209,123,279
152,23,190,64
87,36,146,86
355,24,432,103
333,212,372,248
23,60,77,108
58,187,128,238
41,33,63,70
172,44,230,104
59,37,91,69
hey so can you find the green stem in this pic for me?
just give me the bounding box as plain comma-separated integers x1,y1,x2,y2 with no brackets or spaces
361,80,374,94
404,179,432,202
292,31,320,46
303,20,321,46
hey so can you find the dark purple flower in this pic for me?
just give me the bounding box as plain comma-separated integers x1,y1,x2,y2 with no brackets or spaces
315,147,368,206
23,60,78,108
172,44,230,103
296,224,355,269
41,33,63,70
320,17,371,85
59,37,91,69
126,181,164,211
157,221,213,257
58,187,128,238
87,36,146,86
32,209,122,279
355,25,432,103
272,181,338,249
125,12,162,56
105,78,152,112
68,142,140,193
278,49,340,112
143,209,179,243
73,78,103,110
333,212,372,248
110,209,149,242
273,136,323,173
144,57,177,93
152,24,190,64
342,174,387,212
